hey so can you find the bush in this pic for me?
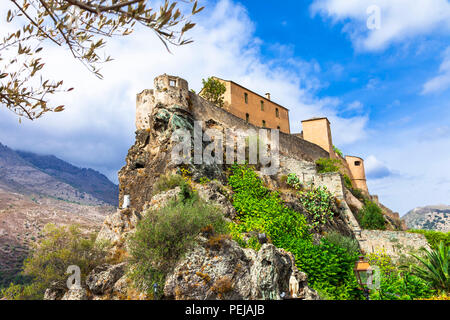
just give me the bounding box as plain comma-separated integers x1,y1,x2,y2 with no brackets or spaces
324,231,360,256
127,189,228,296
286,173,302,190
343,174,353,190
298,186,335,229
333,146,344,158
357,200,386,230
315,158,341,173
153,173,186,195
407,229,450,250
367,249,434,300
1,224,108,300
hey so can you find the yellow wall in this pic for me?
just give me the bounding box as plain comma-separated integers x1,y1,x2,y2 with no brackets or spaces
209,78,291,134
301,118,334,156
345,155,369,194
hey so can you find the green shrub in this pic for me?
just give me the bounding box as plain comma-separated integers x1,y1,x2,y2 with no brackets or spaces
315,158,341,173
228,164,361,299
1,224,107,300
286,173,302,190
333,146,344,158
324,231,360,256
407,229,450,249
368,249,434,300
127,190,228,296
153,173,186,195
298,186,334,229
358,200,386,230
343,174,353,190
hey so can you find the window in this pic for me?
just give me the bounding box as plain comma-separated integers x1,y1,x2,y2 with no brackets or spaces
246,113,249,123
244,93,248,104
275,108,279,118
354,161,361,166
261,100,264,111
169,79,176,87
262,120,266,128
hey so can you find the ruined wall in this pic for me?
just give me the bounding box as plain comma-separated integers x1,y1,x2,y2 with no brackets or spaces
359,230,430,262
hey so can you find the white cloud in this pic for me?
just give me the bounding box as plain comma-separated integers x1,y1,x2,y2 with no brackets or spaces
422,46,450,94
364,155,393,179
0,0,368,182
310,0,450,51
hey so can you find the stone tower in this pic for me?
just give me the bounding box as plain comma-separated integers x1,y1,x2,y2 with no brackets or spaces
136,74,190,130
345,155,369,194
301,118,335,158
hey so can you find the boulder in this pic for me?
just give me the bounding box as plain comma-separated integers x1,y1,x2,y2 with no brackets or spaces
43,280,67,300
164,236,319,300
86,263,126,295
61,288,87,300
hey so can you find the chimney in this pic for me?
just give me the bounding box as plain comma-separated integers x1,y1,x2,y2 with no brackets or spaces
265,93,271,100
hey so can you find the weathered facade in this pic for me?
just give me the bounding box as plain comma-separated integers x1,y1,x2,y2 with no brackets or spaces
200,77,291,134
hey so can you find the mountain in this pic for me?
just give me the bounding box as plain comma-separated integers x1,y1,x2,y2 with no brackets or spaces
402,205,450,232
0,142,118,287
0,143,118,206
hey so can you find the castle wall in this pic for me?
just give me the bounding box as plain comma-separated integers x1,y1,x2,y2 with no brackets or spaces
209,78,291,134
359,230,430,262
301,118,334,157
189,93,328,163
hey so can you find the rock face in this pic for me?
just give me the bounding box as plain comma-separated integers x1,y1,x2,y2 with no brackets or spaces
164,236,319,300
86,263,126,295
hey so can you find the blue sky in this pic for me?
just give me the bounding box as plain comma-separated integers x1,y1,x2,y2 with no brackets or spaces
0,0,449,215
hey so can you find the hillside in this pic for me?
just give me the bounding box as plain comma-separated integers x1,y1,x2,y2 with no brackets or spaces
0,187,114,287
16,151,118,206
402,205,450,232
0,143,118,287
0,143,118,206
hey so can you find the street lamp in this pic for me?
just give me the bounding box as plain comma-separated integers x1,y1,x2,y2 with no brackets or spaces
354,256,372,300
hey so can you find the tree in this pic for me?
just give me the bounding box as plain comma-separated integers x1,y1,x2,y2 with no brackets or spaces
0,0,204,120
1,223,108,300
200,77,226,108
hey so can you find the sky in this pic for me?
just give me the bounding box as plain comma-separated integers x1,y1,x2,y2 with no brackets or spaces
0,0,450,215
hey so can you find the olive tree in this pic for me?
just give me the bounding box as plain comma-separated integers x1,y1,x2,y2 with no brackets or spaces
0,0,203,120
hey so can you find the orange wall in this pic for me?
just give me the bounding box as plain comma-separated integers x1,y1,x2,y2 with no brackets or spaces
301,118,334,156
220,80,290,134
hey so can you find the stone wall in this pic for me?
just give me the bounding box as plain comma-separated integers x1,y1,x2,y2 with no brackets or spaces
359,230,430,262
189,93,329,163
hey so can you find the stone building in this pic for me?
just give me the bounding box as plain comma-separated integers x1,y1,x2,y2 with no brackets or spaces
345,155,369,194
200,77,291,134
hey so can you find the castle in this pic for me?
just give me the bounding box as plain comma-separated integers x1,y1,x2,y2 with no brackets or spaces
137,73,369,194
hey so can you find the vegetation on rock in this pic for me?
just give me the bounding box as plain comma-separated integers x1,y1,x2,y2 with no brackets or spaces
228,164,361,299
315,158,341,173
357,200,386,230
127,185,227,297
